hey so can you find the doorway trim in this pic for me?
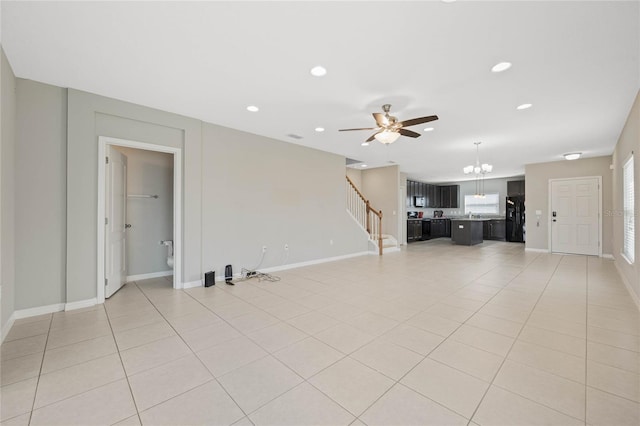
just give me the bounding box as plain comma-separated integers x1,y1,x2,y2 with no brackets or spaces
547,175,602,257
97,136,183,304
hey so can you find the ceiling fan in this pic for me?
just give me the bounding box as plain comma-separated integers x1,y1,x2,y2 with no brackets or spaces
339,104,438,145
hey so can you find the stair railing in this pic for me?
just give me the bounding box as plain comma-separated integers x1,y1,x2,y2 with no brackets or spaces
346,176,383,255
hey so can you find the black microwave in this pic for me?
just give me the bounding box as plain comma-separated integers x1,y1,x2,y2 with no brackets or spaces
414,196,425,207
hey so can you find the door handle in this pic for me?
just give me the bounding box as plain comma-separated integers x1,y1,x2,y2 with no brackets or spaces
125,224,132,229
552,219,556,222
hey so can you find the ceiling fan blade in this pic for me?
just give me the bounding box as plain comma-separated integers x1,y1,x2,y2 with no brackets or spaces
373,113,389,127
399,128,421,138
399,115,439,127
339,127,379,132
366,132,381,142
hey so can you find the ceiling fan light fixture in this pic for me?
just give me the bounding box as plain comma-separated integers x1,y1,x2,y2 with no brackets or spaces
564,152,582,161
424,127,434,132
491,62,512,73
310,66,327,77
374,130,401,144
463,165,474,174
361,141,370,146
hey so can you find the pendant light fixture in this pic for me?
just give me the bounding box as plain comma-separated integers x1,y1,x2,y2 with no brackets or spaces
463,142,493,197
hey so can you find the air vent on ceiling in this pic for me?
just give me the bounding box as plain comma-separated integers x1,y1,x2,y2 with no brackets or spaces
287,134,303,140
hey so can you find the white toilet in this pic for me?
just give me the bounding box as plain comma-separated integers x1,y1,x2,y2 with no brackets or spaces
161,240,174,268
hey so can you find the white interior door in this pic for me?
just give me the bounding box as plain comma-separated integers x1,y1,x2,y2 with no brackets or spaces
550,177,600,255
105,146,127,298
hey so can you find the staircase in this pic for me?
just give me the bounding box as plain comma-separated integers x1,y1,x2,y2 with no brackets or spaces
346,176,399,255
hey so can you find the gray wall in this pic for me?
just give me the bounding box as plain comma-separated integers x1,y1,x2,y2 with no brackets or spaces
10,84,368,309
67,89,202,301
612,90,640,301
346,167,362,190
525,156,613,254
201,123,368,275
361,165,400,240
115,147,173,277
15,79,67,309
1,47,16,332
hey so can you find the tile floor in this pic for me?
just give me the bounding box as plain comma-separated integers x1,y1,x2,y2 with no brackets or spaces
1,240,639,425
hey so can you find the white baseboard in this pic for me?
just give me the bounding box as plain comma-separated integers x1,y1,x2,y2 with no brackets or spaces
614,258,640,310
65,298,97,312
258,251,370,274
602,253,615,260
126,270,173,282
1,313,16,343
14,303,65,319
182,279,203,289
525,247,549,253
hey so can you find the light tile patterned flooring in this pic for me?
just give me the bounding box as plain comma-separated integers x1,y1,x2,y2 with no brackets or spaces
1,240,639,425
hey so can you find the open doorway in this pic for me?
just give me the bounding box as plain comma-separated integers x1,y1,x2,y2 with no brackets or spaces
97,136,182,304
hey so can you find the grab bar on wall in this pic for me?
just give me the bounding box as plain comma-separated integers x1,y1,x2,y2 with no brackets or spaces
127,194,159,199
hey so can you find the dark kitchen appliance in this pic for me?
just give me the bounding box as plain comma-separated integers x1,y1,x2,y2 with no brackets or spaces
506,196,525,242
433,210,444,218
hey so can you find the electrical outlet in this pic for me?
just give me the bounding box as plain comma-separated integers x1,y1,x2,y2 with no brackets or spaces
262,245,267,253
284,244,289,251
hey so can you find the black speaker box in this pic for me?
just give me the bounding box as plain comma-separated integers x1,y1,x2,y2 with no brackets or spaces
204,271,215,287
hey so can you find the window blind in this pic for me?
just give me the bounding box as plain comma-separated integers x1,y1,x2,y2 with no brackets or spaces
623,155,634,263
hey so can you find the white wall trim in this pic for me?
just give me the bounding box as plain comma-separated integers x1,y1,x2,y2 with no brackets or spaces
602,253,615,260
525,247,550,253
14,303,65,319
258,251,370,274
97,136,182,304
548,176,602,256
65,298,97,312
1,313,16,343
182,279,203,289
126,270,173,282
614,259,640,310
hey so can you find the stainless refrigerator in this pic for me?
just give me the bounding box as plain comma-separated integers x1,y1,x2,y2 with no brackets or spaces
506,196,525,242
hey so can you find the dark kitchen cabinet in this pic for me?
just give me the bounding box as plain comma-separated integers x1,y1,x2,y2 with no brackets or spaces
507,180,525,197
430,218,450,238
438,186,450,208
422,220,431,240
437,185,459,208
451,220,483,246
483,219,506,241
407,219,423,242
427,184,438,208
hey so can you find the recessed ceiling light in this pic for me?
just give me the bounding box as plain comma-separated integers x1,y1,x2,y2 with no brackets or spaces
424,127,434,132
516,103,532,110
491,62,512,73
564,152,582,161
310,66,327,77
361,142,370,146
246,105,259,112
360,164,368,168
315,127,325,132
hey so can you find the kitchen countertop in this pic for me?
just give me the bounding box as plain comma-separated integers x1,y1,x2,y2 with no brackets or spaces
409,217,505,221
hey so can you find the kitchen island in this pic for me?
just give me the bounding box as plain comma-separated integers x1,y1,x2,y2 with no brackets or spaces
451,219,484,246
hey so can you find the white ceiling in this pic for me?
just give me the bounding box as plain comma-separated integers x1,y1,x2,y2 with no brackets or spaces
2,1,639,183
